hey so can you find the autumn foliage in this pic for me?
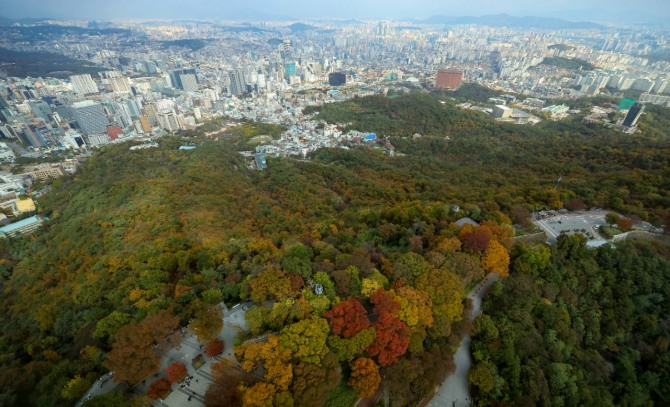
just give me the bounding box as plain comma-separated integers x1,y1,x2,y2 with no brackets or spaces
104,310,180,384
243,382,276,407
166,361,187,383
205,360,257,407
370,289,400,316
291,352,341,407
481,240,510,277
236,335,293,392
205,339,225,357
147,379,171,399
366,310,410,366
461,231,491,253
324,299,370,338
616,217,633,231
349,358,381,398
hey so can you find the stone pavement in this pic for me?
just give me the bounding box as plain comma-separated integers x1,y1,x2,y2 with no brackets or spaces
77,301,250,406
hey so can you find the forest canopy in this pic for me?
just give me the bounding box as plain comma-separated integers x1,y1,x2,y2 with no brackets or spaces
0,91,668,406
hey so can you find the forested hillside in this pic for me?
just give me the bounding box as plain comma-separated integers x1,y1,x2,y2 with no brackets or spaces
0,92,668,406
0,131,504,406
470,236,670,406
306,92,670,225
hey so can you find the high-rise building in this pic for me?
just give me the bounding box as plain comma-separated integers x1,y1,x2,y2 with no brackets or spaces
284,62,297,81
69,74,99,95
228,70,247,95
283,39,293,53
19,124,48,148
108,76,131,93
143,103,159,125
157,111,180,132
0,124,19,139
0,96,11,123
435,69,464,90
180,73,198,92
328,72,346,86
70,101,108,135
126,99,142,119
27,101,52,121
169,69,198,90
623,103,645,127
138,116,153,133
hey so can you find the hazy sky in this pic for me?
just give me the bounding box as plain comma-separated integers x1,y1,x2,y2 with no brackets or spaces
1,0,669,23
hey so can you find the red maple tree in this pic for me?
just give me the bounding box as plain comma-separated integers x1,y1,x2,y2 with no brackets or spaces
366,311,410,367
324,298,370,338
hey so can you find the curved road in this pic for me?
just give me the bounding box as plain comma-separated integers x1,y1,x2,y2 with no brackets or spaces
427,273,500,407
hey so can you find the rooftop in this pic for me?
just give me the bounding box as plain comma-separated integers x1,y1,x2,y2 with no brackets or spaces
71,100,98,108
0,215,41,233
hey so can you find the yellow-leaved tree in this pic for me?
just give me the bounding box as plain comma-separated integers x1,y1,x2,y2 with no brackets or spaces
481,240,510,277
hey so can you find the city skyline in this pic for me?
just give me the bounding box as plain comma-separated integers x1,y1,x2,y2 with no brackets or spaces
1,0,669,24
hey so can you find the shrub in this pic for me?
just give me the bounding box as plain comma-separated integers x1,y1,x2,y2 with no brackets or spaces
192,354,205,369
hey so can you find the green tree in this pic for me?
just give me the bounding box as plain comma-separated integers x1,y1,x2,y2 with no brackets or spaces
94,311,132,340
245,305,267,336
190,303,223,343
328,328,376,362
280,317,330,365
60,375,90,400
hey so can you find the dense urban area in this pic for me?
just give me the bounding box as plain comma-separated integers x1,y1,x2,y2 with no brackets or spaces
0,11,669,407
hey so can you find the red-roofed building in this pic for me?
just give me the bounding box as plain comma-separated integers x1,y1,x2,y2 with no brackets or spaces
106,126,123,140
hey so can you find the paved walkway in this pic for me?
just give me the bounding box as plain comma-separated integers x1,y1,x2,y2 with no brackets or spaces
426,273,499,407
76,302,250,407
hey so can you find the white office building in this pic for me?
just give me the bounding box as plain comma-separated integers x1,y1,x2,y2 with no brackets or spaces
69,74,99,95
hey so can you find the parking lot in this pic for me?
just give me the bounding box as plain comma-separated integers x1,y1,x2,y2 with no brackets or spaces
533,210,608,243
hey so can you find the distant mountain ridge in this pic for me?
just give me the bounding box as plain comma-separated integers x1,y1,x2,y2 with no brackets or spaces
0,15,60,27
421,13,605,29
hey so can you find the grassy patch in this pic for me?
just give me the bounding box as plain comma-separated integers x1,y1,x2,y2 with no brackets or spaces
600,226,623,239
323,384,357,407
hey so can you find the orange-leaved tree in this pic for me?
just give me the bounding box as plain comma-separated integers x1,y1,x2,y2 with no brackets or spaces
104,310,180,384
349,358,381,398
166,361,187,383
147,378,171,399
